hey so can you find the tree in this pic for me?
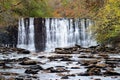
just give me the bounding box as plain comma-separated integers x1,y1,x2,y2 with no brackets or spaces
0,0,53,26
93,0,120,45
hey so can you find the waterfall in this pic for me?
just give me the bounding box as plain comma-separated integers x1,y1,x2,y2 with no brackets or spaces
45,18,97,51
17,18,97,52
17,18,35,51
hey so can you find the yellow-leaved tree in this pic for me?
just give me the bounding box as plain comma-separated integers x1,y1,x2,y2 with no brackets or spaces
93,0,120,45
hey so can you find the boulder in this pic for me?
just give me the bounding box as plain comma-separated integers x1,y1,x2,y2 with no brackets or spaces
81,60,98,66
25,69,39,74
20,60,37,65
30,65,44,70
86,67,101,75
61,76,69,79
104,71,120,76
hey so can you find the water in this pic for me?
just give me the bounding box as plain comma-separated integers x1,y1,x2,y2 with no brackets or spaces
45,18,97,51
17,18,35,51
17,18,97,52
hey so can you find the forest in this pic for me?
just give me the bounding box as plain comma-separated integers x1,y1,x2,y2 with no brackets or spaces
0,0,119,45
0,0,120,80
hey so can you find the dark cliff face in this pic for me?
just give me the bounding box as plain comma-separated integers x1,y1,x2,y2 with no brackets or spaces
0,25,18,47
34,18,46,52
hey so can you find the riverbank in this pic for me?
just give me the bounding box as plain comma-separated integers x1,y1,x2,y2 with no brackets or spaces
0,45,120,80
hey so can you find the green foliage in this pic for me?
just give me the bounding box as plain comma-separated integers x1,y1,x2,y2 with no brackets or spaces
0,0,53,25
93,0,120,44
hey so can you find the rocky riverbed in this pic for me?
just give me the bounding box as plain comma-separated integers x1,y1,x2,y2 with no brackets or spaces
0,45,120,80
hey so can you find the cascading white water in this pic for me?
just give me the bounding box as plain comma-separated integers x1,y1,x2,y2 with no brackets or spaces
17,18,35,51
45,18,74,51
17,18,96,52
45,18,97,51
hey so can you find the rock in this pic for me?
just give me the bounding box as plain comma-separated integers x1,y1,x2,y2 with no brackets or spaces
55,50,72,54
89,45,98,49
20,60,37,65
25,69,39,74
61,76,69,79
104,71,120,76
46,67,54,70
0,76,5,80
81,60,98,66
94,78,101,80
38,56,45,58
78,55,94,58
18,57,31,61
71,67,80,69
0,61,5,66
15,77,24,80
77,73,89,76
51,67,68,73
60,57,73,61
86,67,101,75
75,44,82,48
46,67,69,73
79,48,92,53
16,75,38,80
30,65,44,70
19,50,30,54
98,54,109,59
96,63,108,68
2,64,13,69
72,51,80,54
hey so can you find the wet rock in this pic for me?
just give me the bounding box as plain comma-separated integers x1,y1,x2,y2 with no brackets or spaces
25,69,39,74
96,63,108,68
98,54,109,59
2,64,13,69
15,77,24,80
21,50,30,54
48,56,72,61
72,51,80,54
89,45,98,49
103,71,120,76
77,73,89,76
46,67,54,70
19,50,30,54
38,56,45,58
86,67,101,75
0,72,19,76
79,48,92,53
18,57,31,61
61,76,69,79
55,50,72,54
81,60,98,66
47,67,69,73
0,76,5,80
105,59,119,67
71,67,80,69
0,61,5,66
20,60,37,65
30,65,44,70
51,67,68,73
75,44,82,48
16,75,38,80
78,55,94,58
94,78,101,80
67,74,76,77
60,57,73,61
